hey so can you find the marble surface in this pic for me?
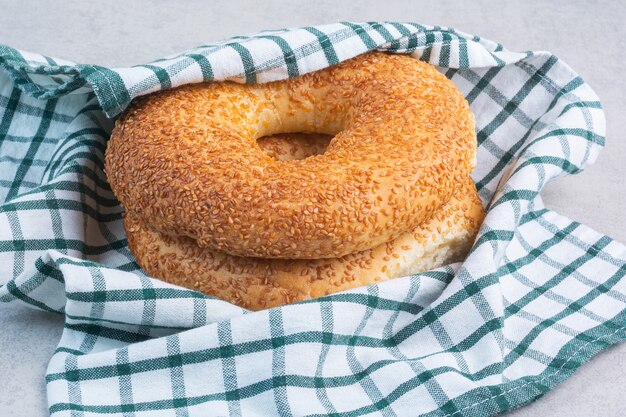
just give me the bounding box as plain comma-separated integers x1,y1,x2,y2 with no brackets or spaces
0,0,624,415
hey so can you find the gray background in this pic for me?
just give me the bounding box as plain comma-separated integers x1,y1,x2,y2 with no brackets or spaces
0,0,624,416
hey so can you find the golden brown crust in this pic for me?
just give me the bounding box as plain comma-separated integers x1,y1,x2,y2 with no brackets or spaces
125,177,484,310
257,133,332,161
106,52,476,259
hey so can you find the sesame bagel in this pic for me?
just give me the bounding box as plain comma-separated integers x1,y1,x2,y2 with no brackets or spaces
125,176,484,310
106,52,476,259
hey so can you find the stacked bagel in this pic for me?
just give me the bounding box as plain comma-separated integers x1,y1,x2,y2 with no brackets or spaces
105,52,484,310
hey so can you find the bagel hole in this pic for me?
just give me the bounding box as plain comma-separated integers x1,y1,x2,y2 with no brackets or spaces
256,132,333,161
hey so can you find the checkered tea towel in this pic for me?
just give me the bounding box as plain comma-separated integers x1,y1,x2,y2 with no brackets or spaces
0,22,624,417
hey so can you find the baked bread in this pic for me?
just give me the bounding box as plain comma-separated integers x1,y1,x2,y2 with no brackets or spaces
106,52,477,259
125,176,483,310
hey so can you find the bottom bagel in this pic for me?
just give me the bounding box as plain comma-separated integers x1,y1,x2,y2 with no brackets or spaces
124,177,484,311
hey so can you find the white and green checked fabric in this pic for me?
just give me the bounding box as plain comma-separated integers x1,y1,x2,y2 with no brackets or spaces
0,22,624,417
